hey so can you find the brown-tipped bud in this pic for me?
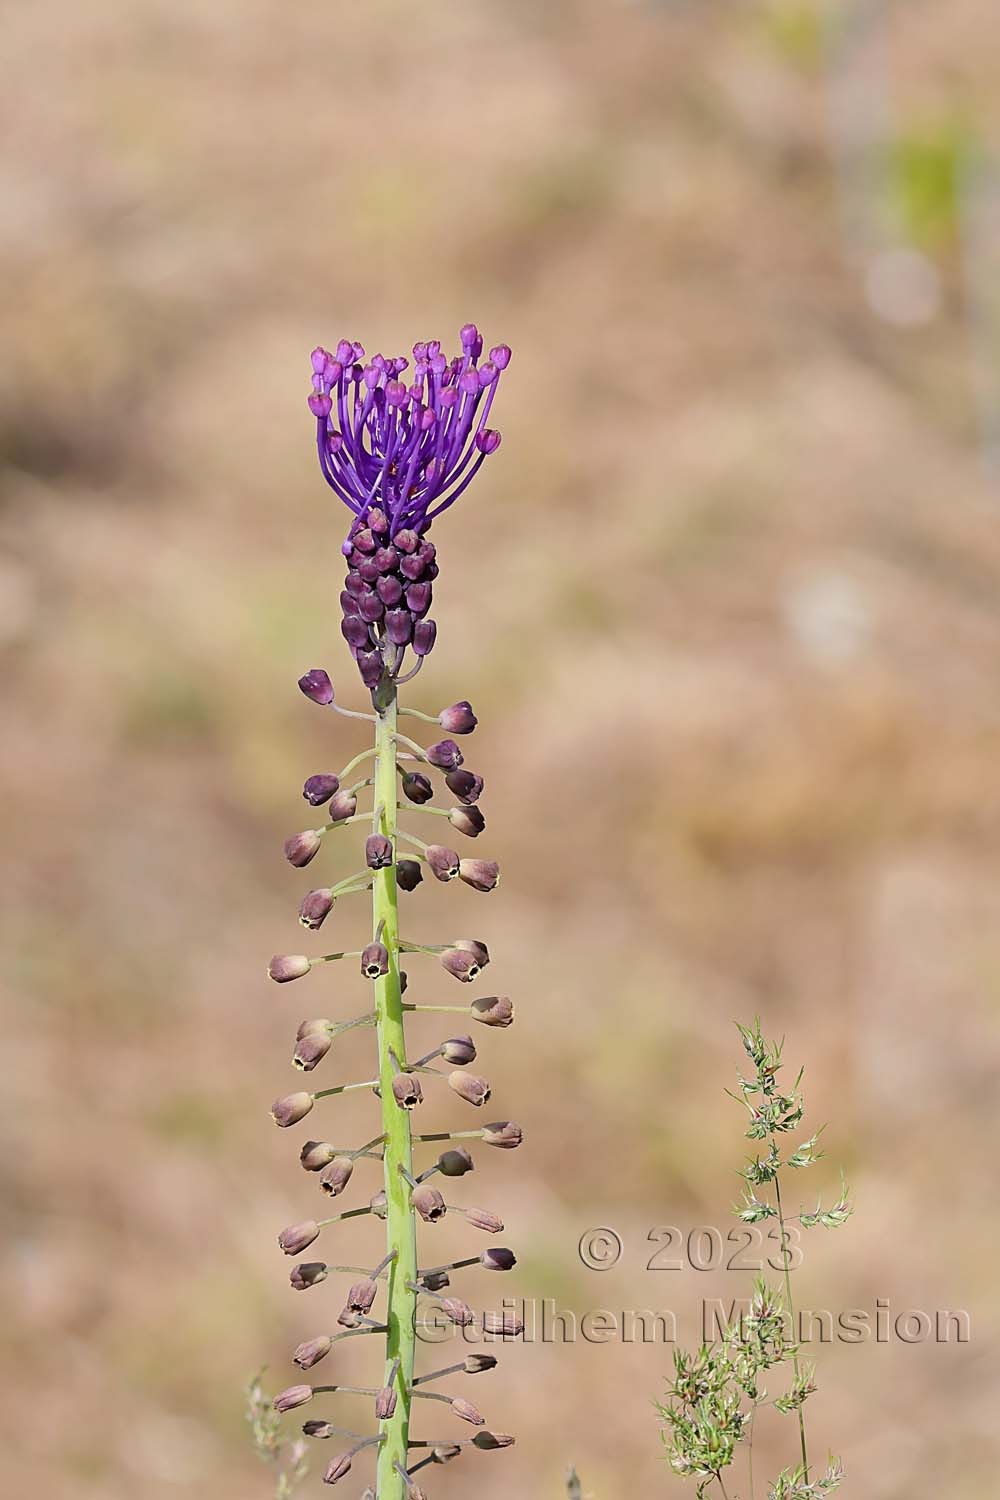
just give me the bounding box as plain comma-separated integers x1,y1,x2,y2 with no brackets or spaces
294,1334,333,1370
365,834,393,870
441,948,481,983
278,1220,320,1256
426,739,464,770
294,1030,333,1071
455,937,489,966
396,859,423,892
426,844,460,882
432,1443,463,1463
303,773,340,806
302,1419,336,1437
439,701,477,734
273,1383,313,1413
326,789,358,822
412,1185,447,1222
370,1190,388,1219
470,995,513,1027
464,1207,504,1234
437,1147,475,1176
421,1268,451,1291
297,1016,333,1039
449,805,486,838
464,1353,498,1373
360,942,389,978
451,1397,485,1427
481,1120,523,1149
269,953,311,983
284,829,322,867
299,888,336,930
439,1296,475,1326
448,1072,491,1107
336,1306,362,1329
481,1247,517,1271
374,1382,397,1420
290,1261,328,1290
271,1091,315,1127
319,1155,355,1196
458,858,499,893
346,1276,378,1314
446,769,484,805
392,1072,423,1110
300,1139,336,1171
323,1450,355,1484
401,770,434,804
441,1034,476,1066
473,1430,516,1449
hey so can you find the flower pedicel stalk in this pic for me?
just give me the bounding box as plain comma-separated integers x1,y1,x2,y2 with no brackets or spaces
266,327,518,1498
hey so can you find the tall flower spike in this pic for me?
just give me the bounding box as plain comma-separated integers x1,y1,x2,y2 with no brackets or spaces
263,328,517,1500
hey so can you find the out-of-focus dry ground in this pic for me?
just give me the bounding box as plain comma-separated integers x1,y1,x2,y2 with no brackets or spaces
3,2,1000,1496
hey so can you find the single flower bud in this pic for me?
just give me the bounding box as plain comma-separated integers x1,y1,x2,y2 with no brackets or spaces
439,1296,475,1326
377,573,404,607
470,995,513,1027
298,669,334,705
374,1382,397,1420
458,858,499,893
431,1443,463,1463
303,773,340,806
426,844,460,882
297,1016,333,1038
446,769,484,805
290,1261,328,1290
441,1035,477,1065
396,859,423,892
345,1276,378,1313
441,948,479,982
481,1247,517,1271
449,805,485,838
299,888,336,930
294,1335,333,1370
300,1140,336,1171
294,1030,333,1071
273,1383,314,1412
481,1120,523,1149
268,954,312,983
341,613,371,650
385,608,413,646
451,1397,485,1427
361,942,389,978
464,1354,498,1373
413,619,437,656
393,527,420,554
374,544,398,572
370,1190,388,1219
465,1207,504,1234
405,581,433,617
319,1156,355,1196
392,1073,423,1110
284,829,322,867
302,1419,336,1437
437,1147,475,1176
365,834,394,869
448,1072,491,1107
271,1091,315,1127
401,770,433,804
412,1185,447,1223
421,1268,451,1292
278,1220,320,1255
425,739,464,770
357,592,384,625
327,789,358,822
438,701,477,734
323,1450,355,1484
357,650,383,690
473,1430,516,1448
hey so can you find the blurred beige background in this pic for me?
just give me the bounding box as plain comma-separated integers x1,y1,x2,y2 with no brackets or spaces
3,1,1000,1496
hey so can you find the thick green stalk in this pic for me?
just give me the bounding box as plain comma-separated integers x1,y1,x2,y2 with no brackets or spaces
373,686,417,1497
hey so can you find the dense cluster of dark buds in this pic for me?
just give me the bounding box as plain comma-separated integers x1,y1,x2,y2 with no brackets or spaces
307,325,509,691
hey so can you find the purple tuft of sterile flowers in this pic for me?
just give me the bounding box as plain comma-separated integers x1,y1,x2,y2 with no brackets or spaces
307,326,510,690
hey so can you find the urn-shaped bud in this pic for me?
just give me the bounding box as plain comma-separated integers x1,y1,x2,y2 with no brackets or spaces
396,859,423,891
345,1276,378,1313
451,1398,485,1427
392,1073,423,1110
441,946,484,982
448,1072,491,1107
459,858,499,892
482,1120,523,1149
278,1220,321,1255
437,1147,475,1176
439,1296,475,1325
294,1335,333,1370
473,1429,516,1447
361,942,389,978
299,888,336,930
465,1353,499,1373
300,1139,336,1171
413,619,437,656
481,1247,517,1271
303,1419,336,1438
446,769,484,805
294,1029,333,1071
441,1035,477,1065
323,1450,355,1484
268,954,311,983
412,1185,447,1222
439,701,477,734
374,1382,397,1419
365,834,393,869
449,805,486,838
303,773,340,806
470,995,514,1026
369,1190,388,1220
455,938,490,966
273,1383,314,1412
290,1261,328,1290
284,829,322,867
271,1091,315,1127
401,771,433,804
427,844,460,882
326,789,358,822
298,669,334,705
431,1443,463,1463
319,1156,355,1196
421,1268,451,1292
425,739,464,770
465,1207,504,1233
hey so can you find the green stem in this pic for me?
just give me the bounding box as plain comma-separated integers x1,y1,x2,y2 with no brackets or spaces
774,1174,809,1481
373,685,417,1499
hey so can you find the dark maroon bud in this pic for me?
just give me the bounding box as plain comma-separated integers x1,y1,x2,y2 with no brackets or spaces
370,1190,388,1219
303,773,340,806
345,570,368,597
446,769,484,805
451,1398,485,1427
449,1072,491,1107
400,552,427,582
299,888,336,931
358,593,384,625
368,506,389,535
465,1207,504,1235
360,942,389,978
357,651,383,689
298,669,334,706
319,1155,355,1195
482,1120,523,1149
393,528,420,554
341,614,370,650
458,858,499,893
290,1260,328,1289
358,557,381,584
464,1354,498,1372
376,573,403,606
273,1383,313,1413
365,834,394,870
294,1334,333,1370
327,789,358,822
278,1220,320,1255
472,1430,516,1448
437,1147,475,1176
441,949,480,983
413,619,437,656
323,1450,355,1484
425,739,463,770
426,560,440,581
405,581,432,617
392,1073,423,1110
374,545,399,573
412,1185,447,1222
449,805,485,838
300,1140,336,1171
471,996,513,1027
385,608,413,646
352,527,376,554
302,1419,336,1437
427,844,460,882
294,1030,333,1071
439,701,477,734
421,1268,451,1292
396,859,423,892
346,1276,378,1313
374,1382,397,1420
441,1035,477,1065
268,954,311,983
271,1091,315,1127
481,1247,517,1271
401,771,433,804
284,829,322,867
